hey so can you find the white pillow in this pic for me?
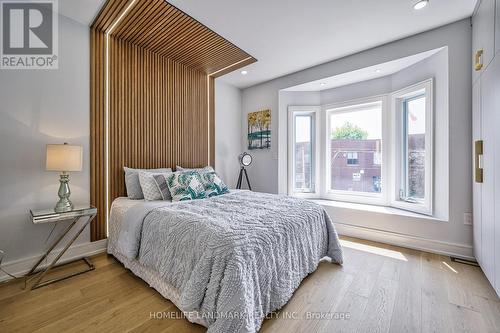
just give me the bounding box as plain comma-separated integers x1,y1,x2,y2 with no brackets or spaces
176,165,214,172
138,171,173,201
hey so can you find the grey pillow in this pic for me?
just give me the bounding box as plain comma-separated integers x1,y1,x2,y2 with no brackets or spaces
176,165,214,173
124,167,172,199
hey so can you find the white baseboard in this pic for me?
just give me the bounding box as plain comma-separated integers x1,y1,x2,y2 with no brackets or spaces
335,223,474,260
0,239,108,283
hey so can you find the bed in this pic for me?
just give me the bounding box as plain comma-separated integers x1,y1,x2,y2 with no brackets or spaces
108,190,343,333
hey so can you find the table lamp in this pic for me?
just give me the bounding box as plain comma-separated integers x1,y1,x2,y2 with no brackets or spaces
46,143,83,212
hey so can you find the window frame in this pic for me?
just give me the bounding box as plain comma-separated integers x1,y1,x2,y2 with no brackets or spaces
287,106,321,198
323,96,388,205
346,152,359,165
390,79,434,215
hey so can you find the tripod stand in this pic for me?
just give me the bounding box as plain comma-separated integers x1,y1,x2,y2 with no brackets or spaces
236,166,252,190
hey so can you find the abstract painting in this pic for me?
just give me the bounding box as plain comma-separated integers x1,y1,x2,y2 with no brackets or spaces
247,109,271,150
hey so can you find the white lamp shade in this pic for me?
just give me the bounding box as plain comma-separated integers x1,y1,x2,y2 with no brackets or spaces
46,144,83,172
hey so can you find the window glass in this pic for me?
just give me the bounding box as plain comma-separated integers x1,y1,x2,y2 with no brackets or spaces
402,95,426,201
329,104,382,194
294,114,314,192
346,152,358,165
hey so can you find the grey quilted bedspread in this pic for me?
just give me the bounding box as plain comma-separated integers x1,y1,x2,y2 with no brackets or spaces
137,190,343,333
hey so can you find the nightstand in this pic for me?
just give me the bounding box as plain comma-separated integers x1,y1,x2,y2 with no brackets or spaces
26,206,97,290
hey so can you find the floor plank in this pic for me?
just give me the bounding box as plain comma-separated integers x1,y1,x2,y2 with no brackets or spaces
422,259,456,333
316,291,368,333
388,250,422,333
356,276,399,333
0,237,498,333
448,303,487,333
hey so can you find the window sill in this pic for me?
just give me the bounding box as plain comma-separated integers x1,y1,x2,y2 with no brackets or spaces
309,198,445,222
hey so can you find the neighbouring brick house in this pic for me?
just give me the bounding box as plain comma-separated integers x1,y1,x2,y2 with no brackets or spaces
294,135,425,195
330,139,382,193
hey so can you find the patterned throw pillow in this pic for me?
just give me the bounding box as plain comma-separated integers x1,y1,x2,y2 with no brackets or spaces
138,171,173,201
199,171,230,197
166,171,207,201
152,174,172,200
124,167,171,199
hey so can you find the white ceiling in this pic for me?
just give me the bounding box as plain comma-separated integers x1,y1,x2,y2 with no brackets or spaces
168,0,476,88
58,0,105,26
285,48,443,92
60,0,476,89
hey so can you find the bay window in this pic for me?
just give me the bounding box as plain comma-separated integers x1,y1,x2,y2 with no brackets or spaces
288,79,434,215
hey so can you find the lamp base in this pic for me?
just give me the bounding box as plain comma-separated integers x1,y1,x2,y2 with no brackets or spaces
55,198,73,213
55,173,73,213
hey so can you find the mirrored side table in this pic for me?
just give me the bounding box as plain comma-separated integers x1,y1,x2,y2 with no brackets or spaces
26,206,97,290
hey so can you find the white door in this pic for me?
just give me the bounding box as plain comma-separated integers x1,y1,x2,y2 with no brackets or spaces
480,61,496,288
472,0,496,82
472,80,482,264
493,56,500,294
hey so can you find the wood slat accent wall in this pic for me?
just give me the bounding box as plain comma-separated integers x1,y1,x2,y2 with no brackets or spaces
108,39,209,197
90,0,256,241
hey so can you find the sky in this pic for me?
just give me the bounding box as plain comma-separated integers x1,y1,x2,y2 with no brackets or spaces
330,107,382,139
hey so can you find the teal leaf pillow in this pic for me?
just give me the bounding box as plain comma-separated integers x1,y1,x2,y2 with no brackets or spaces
199,171,230,197
166,171,207,201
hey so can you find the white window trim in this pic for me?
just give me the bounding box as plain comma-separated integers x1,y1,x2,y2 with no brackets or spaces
287,106,321,198
322,95,388,205
390,79,433,215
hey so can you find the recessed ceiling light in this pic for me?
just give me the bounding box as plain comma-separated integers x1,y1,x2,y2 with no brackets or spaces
375,69,382,73
241,70,248,75
413,0,428,10
320,82,326,86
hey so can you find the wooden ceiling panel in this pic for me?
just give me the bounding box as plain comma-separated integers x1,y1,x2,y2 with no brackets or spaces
92,0,256,75
91,0,130,33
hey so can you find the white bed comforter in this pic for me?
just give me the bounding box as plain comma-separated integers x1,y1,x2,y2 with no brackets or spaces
116,190,343,333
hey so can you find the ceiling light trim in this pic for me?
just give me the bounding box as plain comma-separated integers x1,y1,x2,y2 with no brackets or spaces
413,0,429,10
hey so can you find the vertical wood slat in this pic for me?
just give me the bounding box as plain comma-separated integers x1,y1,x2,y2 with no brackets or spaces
90,0,255,241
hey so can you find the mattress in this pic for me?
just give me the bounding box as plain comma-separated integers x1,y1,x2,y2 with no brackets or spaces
107,197,208,327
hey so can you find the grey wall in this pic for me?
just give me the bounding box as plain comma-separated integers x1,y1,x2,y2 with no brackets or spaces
241,19,472,249
0,15,90,263
320,76,392,105
215,81,242,188
391,49,450,222
239,84,280,191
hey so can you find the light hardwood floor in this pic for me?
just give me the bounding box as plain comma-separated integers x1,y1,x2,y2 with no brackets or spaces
1,237,499,333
